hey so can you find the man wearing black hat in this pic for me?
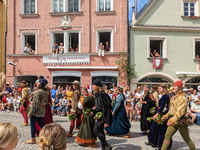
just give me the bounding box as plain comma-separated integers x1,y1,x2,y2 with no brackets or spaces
91,79,112,150
19,80,30,126
25,78,48,144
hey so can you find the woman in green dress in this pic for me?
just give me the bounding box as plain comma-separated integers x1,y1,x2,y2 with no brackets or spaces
75,95,97,147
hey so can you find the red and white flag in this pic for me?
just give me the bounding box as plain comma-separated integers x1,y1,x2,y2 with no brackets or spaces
153,59,163,69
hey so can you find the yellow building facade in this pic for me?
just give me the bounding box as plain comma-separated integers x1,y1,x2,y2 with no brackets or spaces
0,0,6,73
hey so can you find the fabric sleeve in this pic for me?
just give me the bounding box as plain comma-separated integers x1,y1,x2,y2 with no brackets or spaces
158,95,168,114
168,96,187,126
20,89,28,102
112,95,122,114
101,94,112,125
28,92,40,117
71,91,80,113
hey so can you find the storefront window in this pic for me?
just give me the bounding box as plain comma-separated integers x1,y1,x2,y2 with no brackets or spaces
92,76,117,89
53,76,80,87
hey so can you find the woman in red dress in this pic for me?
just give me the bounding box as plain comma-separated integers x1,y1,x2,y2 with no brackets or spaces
35,86,53,136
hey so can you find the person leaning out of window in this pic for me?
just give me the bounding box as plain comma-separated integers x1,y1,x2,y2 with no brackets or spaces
0,122,19,150
52,42,59,57
59,43,64,54
24,43,30,53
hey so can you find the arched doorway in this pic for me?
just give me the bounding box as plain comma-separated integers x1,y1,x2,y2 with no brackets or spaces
137,76,173,88
185,76,200,89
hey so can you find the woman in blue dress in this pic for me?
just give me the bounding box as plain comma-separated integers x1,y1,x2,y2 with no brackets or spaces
105,87,131,138
146,84,172,149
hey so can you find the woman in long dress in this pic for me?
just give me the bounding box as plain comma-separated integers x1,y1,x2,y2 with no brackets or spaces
75,96,97,147
105,87,131,138
147,85,172,149
140,85,156,134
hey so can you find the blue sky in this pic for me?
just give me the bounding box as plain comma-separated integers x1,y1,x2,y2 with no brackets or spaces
129,0,148,21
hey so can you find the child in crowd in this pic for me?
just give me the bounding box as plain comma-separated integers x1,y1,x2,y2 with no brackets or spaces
6,93,14,113
129,93,136,121
0,94,7,112
13,94,21,113
135,100,143,119
51,94,60,115
59,94,69,116
126,100,134,122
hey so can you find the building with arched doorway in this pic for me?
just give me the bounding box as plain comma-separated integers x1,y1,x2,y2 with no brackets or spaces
130,0,200,90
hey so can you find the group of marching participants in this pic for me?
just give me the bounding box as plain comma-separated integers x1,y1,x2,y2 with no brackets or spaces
19,77,196,150
142,81,195,150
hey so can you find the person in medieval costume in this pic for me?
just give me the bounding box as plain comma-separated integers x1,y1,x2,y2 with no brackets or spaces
146,85,172,149
75,95,97,147
25,78,48,144
140,85,156,134
105,87,131,138
66,80,82,137
90,79,112,150
161,81,195,150
19,80,30,126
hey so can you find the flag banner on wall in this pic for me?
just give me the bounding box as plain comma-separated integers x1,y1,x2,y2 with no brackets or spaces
153,59,163,69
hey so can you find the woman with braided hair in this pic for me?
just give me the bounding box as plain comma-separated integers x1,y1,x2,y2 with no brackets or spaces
37,123,66,150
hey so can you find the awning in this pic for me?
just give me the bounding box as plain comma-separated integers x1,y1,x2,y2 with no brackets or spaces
47,66,118,69
176,72,200,76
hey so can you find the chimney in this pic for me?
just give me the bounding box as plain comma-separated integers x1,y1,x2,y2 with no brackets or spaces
134,0,137,14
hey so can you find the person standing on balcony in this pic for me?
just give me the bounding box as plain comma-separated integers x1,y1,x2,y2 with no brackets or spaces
52,42,59,57
98,42,104,57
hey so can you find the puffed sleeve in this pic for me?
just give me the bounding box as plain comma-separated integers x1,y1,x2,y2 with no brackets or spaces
168,96,187,126
28,92,40,117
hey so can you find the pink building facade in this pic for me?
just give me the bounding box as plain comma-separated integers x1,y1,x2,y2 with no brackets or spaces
6,0,128,88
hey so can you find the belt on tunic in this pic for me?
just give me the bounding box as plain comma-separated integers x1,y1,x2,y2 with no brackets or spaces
169,116,190,127
39,106,45,107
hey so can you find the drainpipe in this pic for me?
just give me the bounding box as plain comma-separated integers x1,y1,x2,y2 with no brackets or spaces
4,0,7,74
127,0,129,86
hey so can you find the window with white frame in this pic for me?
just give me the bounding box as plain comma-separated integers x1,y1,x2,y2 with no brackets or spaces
195,39,200,58
21,33,37,54
51,0,80,12
68,0,79,12
51,31,80,53
97,0,113,11
53,0,64,12
148,37,167,58
96,30,113,52
24,0,36,14
184,2,195,16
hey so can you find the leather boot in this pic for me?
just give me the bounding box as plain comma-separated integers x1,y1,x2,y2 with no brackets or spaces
25,138,36,144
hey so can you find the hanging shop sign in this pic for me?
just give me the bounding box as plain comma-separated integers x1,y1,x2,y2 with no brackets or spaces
43,55,90,66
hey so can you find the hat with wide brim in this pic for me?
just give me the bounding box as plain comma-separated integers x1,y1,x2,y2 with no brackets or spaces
21,80,27,84
194,98,200,102
72,80,80,86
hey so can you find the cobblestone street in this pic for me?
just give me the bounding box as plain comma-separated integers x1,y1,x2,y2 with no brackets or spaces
0,113,200,150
